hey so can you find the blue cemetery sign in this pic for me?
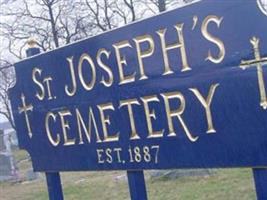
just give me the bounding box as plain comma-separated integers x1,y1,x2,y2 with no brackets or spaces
9,0,267,170
8,0,267,199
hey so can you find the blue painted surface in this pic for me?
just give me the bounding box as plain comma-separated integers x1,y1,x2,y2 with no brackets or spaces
26,47,65,200
26,48,41,57
127,171,148,200
45,172,64,200
9,0,267,172
253,168,267,200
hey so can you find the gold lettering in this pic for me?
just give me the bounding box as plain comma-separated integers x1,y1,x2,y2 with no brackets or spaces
32,68,45,100
96,149,105,163
76,108,102,144
161,92,198,142
97,48,114,87
58,110,75,146
157,24,190,75
119,99,141,140
18,94,33,138
189,84,219,133
43,77,53,100
141,95,164,138
45,112,60,146
78,53,96,91
106,148,113,163
201,15,225,64
133,35,155,80
113,40,135,85
65,56,77,96
97,103,119,142
240,37,267,109
114,148,122,163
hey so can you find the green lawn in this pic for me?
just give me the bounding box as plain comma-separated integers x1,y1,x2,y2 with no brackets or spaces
1,150,257,200
2,169,257,200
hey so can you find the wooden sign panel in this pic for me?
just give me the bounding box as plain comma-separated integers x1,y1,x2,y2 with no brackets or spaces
9,0,267,171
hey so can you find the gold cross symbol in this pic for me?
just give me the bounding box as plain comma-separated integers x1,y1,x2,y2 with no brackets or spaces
18,93,34,138
240,37,267,109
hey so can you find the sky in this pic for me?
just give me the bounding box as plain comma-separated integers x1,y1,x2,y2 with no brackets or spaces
0,114,7,123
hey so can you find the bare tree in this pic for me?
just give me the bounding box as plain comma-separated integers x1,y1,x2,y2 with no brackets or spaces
142,0,189,14
158,0,167,12
0,0,93,57
0,59,16,129
0,0,93,127
84,0,139,32
0,0,139,126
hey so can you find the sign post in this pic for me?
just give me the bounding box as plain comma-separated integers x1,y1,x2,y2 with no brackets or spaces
127,170,148,200
253,169,267,199
9,0,267,199
45,172,64,200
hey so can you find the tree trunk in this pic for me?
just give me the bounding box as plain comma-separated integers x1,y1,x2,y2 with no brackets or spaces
47,4,59,48
158,0,166,12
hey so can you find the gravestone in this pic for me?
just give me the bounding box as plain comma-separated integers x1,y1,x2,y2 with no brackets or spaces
0,122,19,150
9,131,18,149
0,154,12,181
26,169,41,181
0,130,12,181
0,129,19,181
0,130,5,151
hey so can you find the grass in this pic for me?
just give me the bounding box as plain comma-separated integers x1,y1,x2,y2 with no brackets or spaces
0,150,257,200
13,149,29,162
147,169,256,200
